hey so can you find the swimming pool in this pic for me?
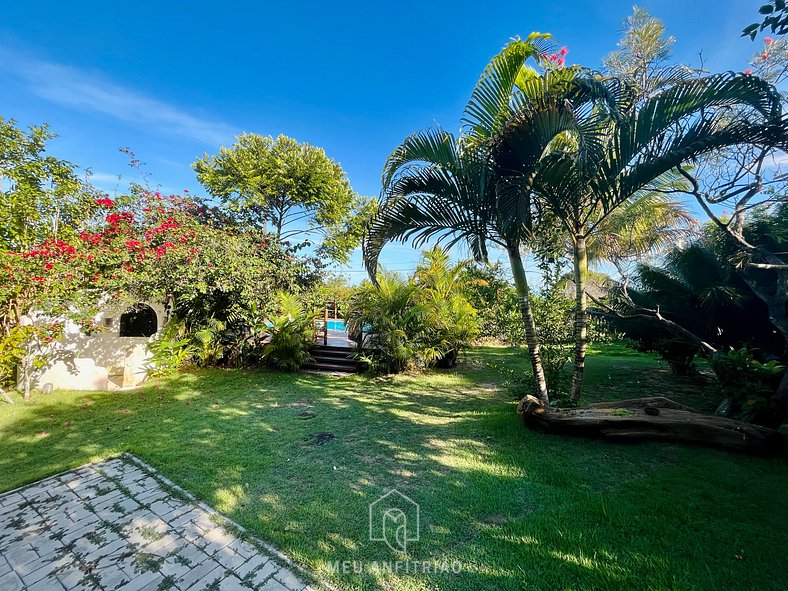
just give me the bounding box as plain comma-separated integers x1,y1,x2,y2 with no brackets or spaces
325,319,347,331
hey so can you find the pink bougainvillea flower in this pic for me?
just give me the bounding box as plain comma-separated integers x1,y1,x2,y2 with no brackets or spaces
557,57,565,67
762,53,770,60
95,197,115,207
39,431,48,437
560,46,568,56
549,53,557,61
765,36,774,45
744,68,753,75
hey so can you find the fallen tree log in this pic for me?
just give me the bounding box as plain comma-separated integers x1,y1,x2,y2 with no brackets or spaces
517,395,785,454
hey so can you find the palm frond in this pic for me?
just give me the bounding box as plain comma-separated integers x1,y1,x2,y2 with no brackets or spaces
462,36,553,141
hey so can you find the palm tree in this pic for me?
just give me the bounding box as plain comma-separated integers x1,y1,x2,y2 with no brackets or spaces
367,38,619,403
413,247,479,367
586,191,694,268
346,271,426,373
366,127,551,397
492,69,787,402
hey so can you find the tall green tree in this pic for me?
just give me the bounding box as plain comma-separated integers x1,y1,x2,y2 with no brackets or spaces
603,6,678,100
367,37,621,403
492,64,787,402
193,133,371,262
0,118,97,251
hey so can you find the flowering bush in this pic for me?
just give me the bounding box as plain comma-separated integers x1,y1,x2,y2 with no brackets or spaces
0,118,321,388
0,189,315,386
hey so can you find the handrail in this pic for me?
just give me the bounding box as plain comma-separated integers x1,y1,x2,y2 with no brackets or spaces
314,303,347,346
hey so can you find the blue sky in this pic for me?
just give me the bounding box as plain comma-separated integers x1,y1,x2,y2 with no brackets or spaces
0,1,762,282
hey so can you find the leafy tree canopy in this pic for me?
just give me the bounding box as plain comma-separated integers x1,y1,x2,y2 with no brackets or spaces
603,6,679,100
743,1,788,40
193,133,372,263
0,118,98,251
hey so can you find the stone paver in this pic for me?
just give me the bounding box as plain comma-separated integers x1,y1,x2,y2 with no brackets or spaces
0,455,314,591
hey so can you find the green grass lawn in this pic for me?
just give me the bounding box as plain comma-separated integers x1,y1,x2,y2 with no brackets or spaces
1,345,786,590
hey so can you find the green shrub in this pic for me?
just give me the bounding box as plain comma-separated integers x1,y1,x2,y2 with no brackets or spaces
262,293,314,372
461,262,524,344
414,248,479,368
192,319,227,367
347,248,479,374
146,320,197,377
347,273,426,373
712,346,784,423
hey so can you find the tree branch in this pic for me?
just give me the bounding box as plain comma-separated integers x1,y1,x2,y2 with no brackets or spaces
588,282,718,356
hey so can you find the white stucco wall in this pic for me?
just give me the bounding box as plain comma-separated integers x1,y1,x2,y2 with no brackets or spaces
19,302,166,392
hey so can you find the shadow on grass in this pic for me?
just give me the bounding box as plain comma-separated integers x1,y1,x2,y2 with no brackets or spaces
1,348,786,590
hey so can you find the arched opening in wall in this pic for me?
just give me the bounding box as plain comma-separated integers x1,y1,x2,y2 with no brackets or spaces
119,304,158,337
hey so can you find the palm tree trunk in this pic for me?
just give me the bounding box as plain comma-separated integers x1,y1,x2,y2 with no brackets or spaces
507,245,549,404
569,235,588,403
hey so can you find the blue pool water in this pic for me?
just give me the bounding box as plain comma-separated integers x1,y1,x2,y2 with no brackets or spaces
326,320,347,331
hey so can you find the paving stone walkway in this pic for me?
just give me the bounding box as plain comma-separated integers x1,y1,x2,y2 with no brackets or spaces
0,455,319,591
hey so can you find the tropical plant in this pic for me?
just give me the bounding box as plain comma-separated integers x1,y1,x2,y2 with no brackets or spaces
146,320,196,377
712,346,785,424
607,234,784,367
262,292,314,372
413,247,479,367
192,319,227,367
585,192,694,269
490,58,787,402
368,36,612,402
346,272,428,374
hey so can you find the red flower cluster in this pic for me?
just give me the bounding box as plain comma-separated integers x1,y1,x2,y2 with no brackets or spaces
543,47,568,68
144,218,181,240
95,197,115,208
106,212,134,229
154,241,176,258
79,232,103,245
24,240,77,259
